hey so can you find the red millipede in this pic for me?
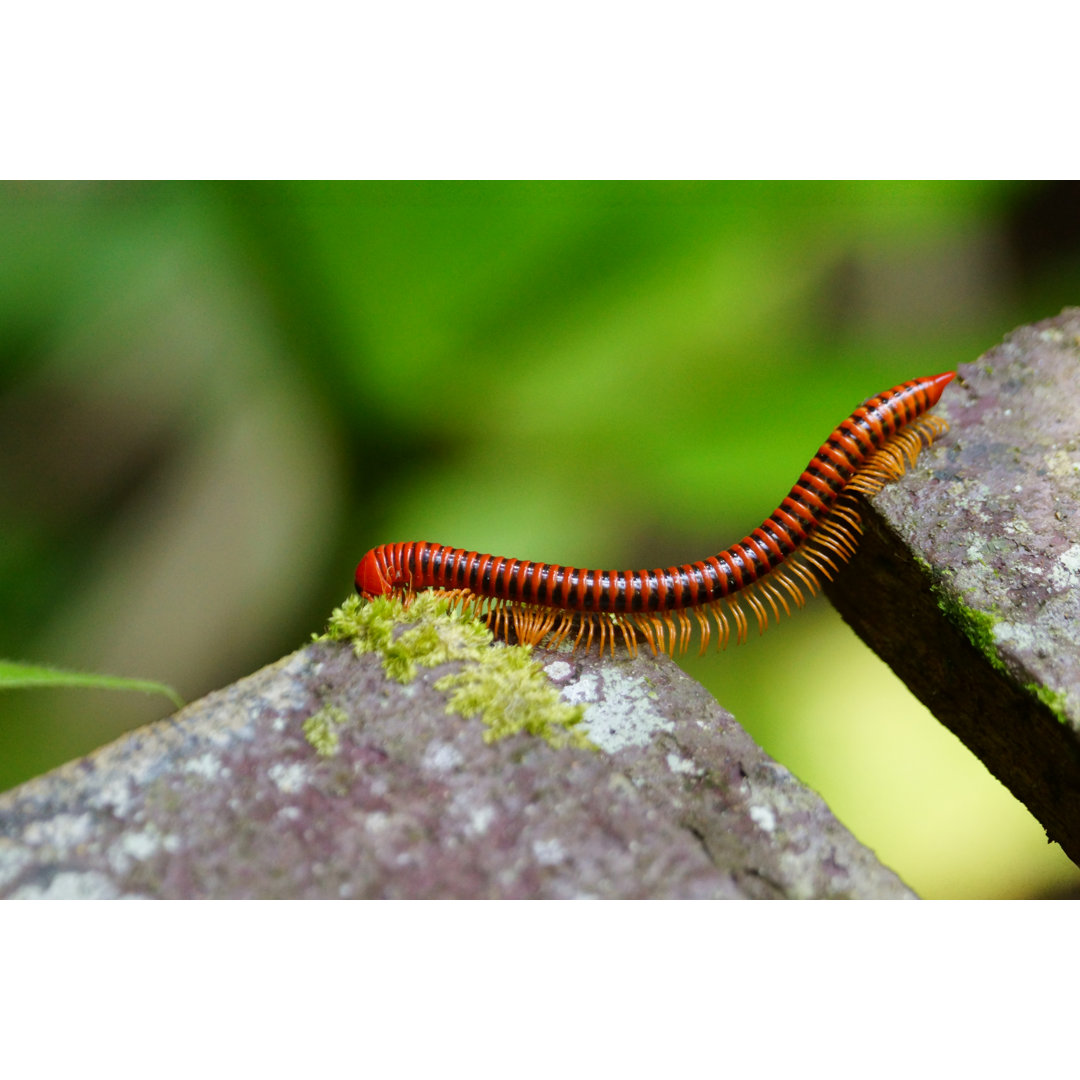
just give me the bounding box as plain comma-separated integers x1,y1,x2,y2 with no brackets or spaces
356,372,955,657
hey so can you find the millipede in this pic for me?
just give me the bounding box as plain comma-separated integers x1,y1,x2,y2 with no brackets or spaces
356,372,955,657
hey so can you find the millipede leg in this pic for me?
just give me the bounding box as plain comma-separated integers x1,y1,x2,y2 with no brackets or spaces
757,581,783,624
633,614,661,656
744,590,769,635
600,617,616,658
760,577,790,619
729,598,749,645
661,611,677,657
692,607,711,655
615,615,638,657
800,545,839,580
786,557,820,597
707,601,731,650
675,609,692,655
549,612,574,649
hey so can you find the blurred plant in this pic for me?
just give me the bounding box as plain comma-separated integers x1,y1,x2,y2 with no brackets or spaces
0,659,182,708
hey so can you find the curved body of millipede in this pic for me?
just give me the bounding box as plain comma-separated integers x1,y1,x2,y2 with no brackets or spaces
356,372,955,657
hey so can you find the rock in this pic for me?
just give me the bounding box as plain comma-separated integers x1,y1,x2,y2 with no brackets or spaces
826,309,1080,865
0,631,914,899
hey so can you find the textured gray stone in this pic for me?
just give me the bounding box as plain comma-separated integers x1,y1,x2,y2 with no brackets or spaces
826,309,1080,867
0,638,914,899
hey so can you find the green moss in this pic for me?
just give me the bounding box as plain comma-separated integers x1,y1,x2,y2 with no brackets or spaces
931,585,1007,674
1026,682,1070,724
316,594,591,750
930,583,1072,725
435,646,592,749
303,704,348,757
319,593,492,681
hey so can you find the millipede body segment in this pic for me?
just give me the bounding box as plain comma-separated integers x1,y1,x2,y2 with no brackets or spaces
356,372,955,657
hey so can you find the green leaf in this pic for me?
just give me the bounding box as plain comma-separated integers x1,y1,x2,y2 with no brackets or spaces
0,659,184,709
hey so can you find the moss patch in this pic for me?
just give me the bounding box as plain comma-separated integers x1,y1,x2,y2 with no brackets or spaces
930,581,1071,725
316,594,592,750
1026,682,1070,725
303,704,347,757
435,647,591,748
319,593,492,682
932,585,1008,674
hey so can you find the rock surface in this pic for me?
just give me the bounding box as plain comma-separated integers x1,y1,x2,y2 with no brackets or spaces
0,639,915,899
827,309,1080,866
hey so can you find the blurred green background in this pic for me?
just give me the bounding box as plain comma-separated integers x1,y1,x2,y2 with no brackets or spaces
3,180,1080,898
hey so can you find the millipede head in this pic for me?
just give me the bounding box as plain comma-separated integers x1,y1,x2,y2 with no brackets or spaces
355,548,392,598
